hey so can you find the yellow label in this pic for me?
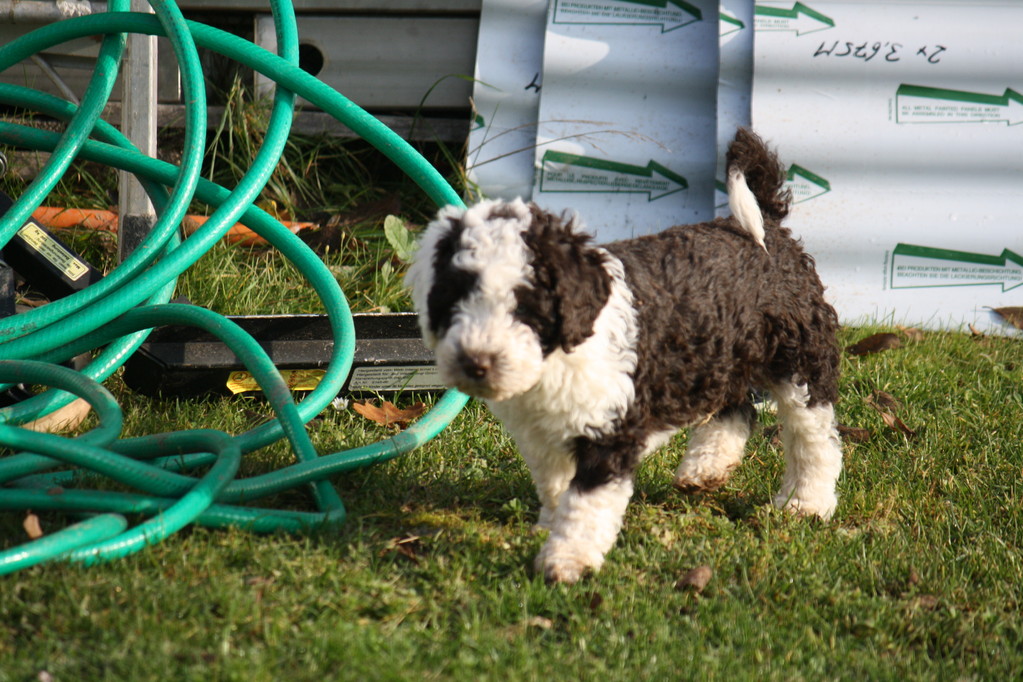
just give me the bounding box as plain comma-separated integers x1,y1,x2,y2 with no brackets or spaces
226,369,325,394
17,222,89,281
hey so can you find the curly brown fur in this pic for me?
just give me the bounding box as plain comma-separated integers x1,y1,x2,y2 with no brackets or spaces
516,206,612,353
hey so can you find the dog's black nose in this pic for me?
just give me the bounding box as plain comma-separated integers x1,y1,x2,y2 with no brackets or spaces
459,351,493,380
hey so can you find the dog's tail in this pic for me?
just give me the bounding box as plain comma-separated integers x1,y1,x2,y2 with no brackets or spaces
724,128,791,251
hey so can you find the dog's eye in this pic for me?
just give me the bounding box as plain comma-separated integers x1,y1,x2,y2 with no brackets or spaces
511,291,535,321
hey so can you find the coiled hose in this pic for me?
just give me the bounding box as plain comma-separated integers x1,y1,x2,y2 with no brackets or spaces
0,1,469,574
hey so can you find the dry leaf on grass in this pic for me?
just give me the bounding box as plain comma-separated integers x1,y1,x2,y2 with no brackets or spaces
865,392,918,439
675,565,713,593
352,400,427,428
846,332,901,356
879,411,918,438
988,306,1023,331
868,390,902,412
907,594,940,611
23,513,44,540
381,535,422,563
896,325,926,342
837,424,872,443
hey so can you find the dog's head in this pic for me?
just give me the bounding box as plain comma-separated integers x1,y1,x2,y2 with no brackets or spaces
405,198,612,402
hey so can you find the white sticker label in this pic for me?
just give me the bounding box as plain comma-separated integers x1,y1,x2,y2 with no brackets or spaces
348,365,445,392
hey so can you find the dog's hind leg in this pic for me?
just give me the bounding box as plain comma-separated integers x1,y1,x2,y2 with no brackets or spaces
770,380,842,519
672,403,755,493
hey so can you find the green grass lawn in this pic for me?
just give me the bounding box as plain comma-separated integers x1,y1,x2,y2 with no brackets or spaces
2,278,1021,680
2,125,1022,679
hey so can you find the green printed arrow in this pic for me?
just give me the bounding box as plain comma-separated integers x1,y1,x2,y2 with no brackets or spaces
552,0,703,33
785,164,831,203
891,243,1023,292
720,11,746,38
895,84,1023,126
539,150,688,200
754,3,834,36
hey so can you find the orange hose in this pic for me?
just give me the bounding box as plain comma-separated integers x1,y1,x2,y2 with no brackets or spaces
31,206,118,232
30,206,315,246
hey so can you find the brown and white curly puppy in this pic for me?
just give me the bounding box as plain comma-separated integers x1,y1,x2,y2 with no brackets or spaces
405,129,843,583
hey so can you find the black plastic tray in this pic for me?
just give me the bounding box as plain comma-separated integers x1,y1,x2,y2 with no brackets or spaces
122,312,443,398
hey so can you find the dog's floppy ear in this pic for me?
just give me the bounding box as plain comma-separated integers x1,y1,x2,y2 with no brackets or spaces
405,207,476,346
519,205,612,352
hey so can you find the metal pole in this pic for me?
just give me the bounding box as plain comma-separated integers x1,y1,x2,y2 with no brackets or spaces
117,0,158,261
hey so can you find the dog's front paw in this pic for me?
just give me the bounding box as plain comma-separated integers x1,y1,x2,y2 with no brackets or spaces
773,490,837,520
534,539,604,584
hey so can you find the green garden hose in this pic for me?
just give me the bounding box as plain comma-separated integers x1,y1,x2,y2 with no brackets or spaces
0,1,469,575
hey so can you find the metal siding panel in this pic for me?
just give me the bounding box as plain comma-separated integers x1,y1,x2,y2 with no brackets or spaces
752,0,1023,333
529,1,720,242
256,15,478,110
